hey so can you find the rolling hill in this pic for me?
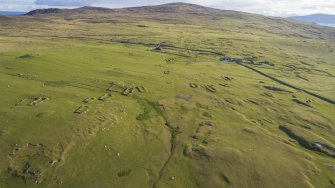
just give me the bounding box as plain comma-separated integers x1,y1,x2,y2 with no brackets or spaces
290,13,335,24
0,3,334,188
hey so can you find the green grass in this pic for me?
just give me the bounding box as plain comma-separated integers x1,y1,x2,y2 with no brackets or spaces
0,4,335,188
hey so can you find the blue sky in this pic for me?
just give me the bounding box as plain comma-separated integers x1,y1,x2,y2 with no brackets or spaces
0,0,335,17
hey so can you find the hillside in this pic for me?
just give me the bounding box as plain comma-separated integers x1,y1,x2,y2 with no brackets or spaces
290,13,335,24
24,3,335,40
0,3,335,188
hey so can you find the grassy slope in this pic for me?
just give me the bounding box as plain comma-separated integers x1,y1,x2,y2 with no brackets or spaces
0,3,334,188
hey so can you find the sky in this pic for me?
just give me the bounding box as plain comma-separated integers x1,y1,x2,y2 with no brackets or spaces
0,0,335,17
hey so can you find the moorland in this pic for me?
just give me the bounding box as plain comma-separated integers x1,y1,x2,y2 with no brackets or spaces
0,3,335,188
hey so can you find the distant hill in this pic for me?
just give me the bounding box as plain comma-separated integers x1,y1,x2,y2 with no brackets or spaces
24,3,266,26
290,14,335,24
22,3,335,37
26,3,230,16
26,3,223,16
0,11,26,16
24,3,292,28
24,2,249,20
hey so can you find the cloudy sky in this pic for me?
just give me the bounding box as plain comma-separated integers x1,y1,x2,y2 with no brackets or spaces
0,0,334,17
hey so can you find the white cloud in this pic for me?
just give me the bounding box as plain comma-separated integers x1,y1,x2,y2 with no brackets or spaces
35,0,94,6
190,0,335,16
0,0,334,17
0,0,73,11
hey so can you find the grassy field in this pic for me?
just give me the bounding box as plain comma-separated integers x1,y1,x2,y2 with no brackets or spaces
0,3,335,188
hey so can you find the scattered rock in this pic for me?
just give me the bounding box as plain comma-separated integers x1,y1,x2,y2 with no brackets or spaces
121,88,134,96
175,93,192,101
183,144,193,158
325,164,335,171
199,121,214,127
29,97,50,106
306,99,313,104
152,46,162,51
255,61,274,66
108,82,126,93
135,86,147,93
220,57,241,63
99,93,112,101
17,73,38,80
83,98,96,103
262,92,274,98
223,76,233,81
219,83,230,87
247,99,259,105
205,85,216,92
189,83,198,88
292,99,311,107
191,134,200,140
36,111,56,118
300,124,312,130
18,54,34,59
220,172,231,185
263,86,292,93
191,146,210,160
312,142,335,153
74,106,89,114
165,58,174,63
117,169,132,177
